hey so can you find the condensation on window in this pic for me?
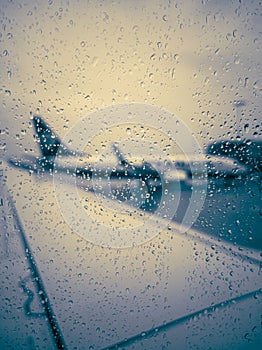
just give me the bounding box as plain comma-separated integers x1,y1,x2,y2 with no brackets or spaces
1,1,261,349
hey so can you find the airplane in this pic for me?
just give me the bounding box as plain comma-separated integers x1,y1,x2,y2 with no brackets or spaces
4,117,262,349
8,115,249,200
2,163,262,350
206,139,262,172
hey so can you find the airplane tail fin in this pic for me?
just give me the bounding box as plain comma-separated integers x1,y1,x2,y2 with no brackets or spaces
111,143,130,167
33,115,72,158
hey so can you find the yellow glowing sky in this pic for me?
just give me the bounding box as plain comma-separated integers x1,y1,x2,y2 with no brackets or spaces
0,0,261,158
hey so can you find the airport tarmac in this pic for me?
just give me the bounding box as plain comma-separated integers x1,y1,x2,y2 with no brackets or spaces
172,176,262,251
106,174,262,250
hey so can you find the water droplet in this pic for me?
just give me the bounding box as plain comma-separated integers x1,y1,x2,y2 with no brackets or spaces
150,53,156,60
234,57,240,64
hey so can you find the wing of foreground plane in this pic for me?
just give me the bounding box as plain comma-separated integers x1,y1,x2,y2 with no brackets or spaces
0,182,65,349
2,162,262,349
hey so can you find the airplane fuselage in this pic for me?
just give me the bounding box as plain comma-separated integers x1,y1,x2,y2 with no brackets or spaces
9,152,248,185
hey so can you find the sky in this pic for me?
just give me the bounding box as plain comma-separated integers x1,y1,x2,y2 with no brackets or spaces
0,0,261,159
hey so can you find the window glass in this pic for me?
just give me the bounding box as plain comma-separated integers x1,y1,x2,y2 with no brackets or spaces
1,1,261,349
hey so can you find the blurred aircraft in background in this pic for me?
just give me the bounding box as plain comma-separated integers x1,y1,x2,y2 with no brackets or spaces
8,116,248,192
207,139,262,173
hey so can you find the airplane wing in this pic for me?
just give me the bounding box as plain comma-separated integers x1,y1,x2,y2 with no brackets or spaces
0,182,60,349
2,162,262,349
